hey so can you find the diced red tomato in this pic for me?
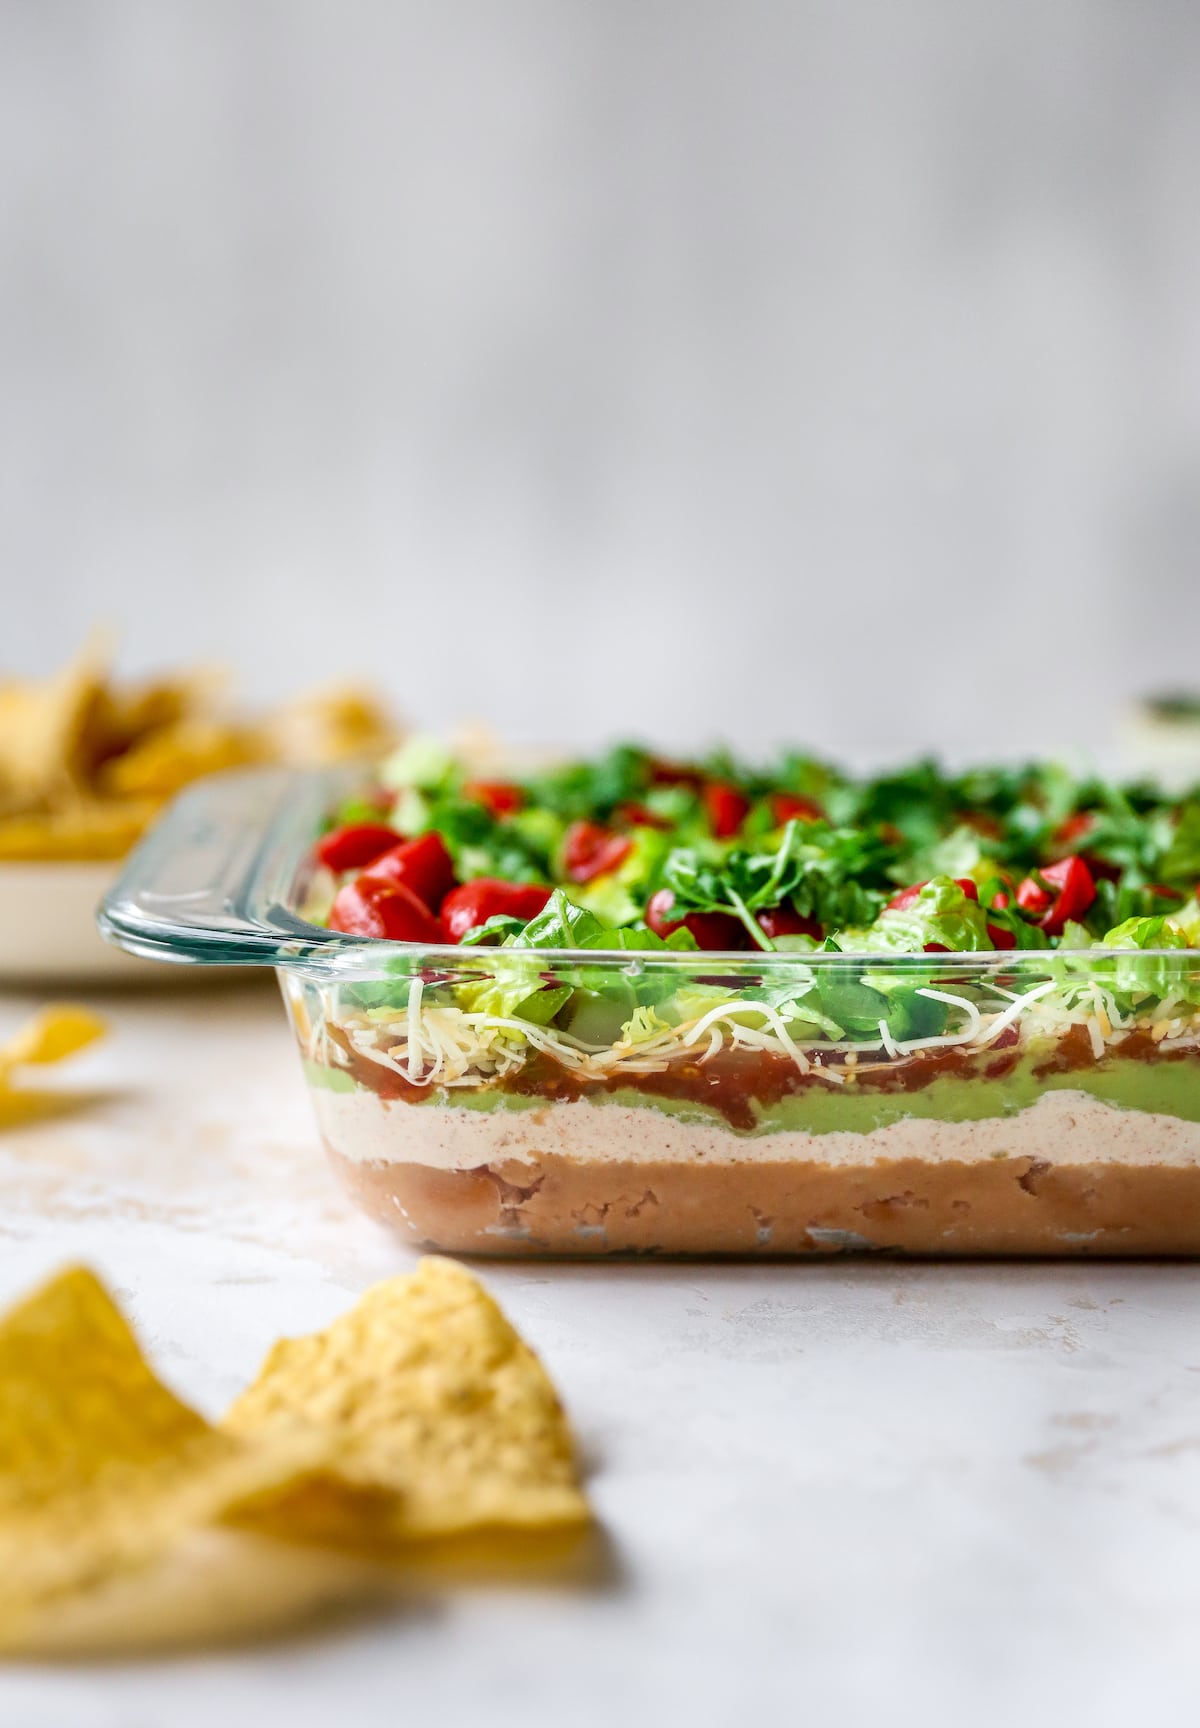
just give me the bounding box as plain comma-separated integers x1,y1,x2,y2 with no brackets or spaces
1016,856,1096,936
316,823,401,873
1015,877,1051,915
358,831,457,912
982,885,1018,948
1049,812,1119,879
327,879,444,943
649,758,703,790
615,801,670,830
756,905,822,941
1044,856,1097,930
645,889,682,939
463,780,524,818
646,889,746,951
703,781,751,839
1053,811,1094,848
770,793,825,826
440,879,554,943
563,821,633,883
886,877,979,912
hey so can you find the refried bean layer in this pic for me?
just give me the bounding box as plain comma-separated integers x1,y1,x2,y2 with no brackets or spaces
328,1144,1200,1255
318,1083,1200,1255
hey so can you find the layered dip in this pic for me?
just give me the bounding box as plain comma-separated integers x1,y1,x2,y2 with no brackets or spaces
285,741,1200,1255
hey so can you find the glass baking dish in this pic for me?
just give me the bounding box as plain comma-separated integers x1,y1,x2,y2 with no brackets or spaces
99,767,1200,1257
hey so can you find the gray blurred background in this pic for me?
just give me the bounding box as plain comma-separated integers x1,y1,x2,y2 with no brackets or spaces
2,1,1198,757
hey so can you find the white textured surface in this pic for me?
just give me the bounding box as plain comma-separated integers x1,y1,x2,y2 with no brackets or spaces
3,983,1200,1725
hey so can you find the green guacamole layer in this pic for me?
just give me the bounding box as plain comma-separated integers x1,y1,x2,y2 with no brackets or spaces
304,1047,1200,1137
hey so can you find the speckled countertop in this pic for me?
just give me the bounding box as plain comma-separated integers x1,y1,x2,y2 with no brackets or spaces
2,981,1200,1727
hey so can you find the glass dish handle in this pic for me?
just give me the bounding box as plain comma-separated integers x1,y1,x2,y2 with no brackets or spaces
98,765,343,965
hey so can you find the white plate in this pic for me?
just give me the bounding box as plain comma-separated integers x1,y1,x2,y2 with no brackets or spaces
0,861,178,985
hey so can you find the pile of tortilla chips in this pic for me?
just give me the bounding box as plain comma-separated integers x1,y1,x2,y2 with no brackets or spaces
0,1006,106,1128
0,640,397,861
0,1258,590,1655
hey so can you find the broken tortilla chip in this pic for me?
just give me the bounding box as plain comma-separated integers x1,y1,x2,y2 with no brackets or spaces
0,641,110,807
224,1257,589,1543
0,642,398,862
0,801,162,861
7,1527,385,1660
0,1268,332,1645
0,1260,590,1654
98,720,258,800
0,1005,106,1073
0,1006,107,1128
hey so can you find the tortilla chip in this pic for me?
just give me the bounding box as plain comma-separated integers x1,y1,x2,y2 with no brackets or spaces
225,1258,589,1543
98,720,257,800
0,1261,589,1654
0,642,111,804
0,1005,106,1073
7,1527,384,1659
0,1006,107,1128
92,669,226,761
0,801,160,861
261,686,395,766
0,643,398,860
0,1268,327,1642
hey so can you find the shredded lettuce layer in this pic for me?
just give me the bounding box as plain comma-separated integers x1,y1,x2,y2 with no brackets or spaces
311,743,1200,1067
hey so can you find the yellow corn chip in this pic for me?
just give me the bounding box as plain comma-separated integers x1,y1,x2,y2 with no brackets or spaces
98,719,257,800
0,1268,332,1642
0,1005,106,1074
92,668,226,758
0,1260,587,1654
0,1006,107,1129
0,800,162,861
225,1257,590,1542
8,1527,384,1659
261,685,396,766
0,640,110,804
0,641,398,861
